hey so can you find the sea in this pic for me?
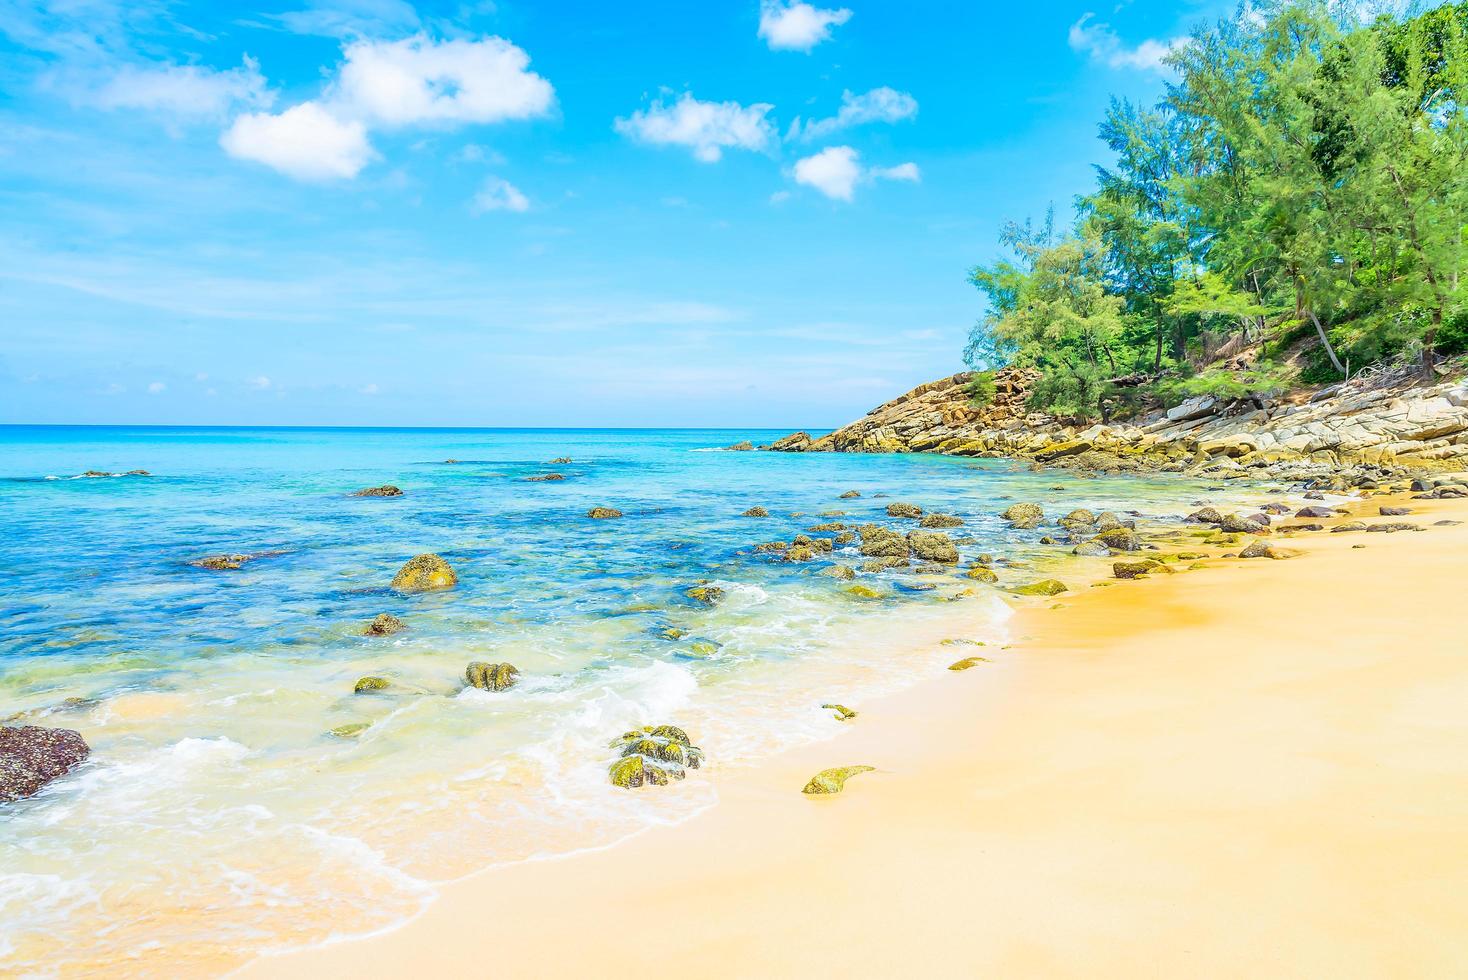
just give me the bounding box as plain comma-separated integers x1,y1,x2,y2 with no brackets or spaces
0,426,1258,974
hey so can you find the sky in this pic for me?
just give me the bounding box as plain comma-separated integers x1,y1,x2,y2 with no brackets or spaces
0,0,1228,427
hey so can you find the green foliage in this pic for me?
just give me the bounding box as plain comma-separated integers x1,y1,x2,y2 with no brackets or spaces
966,0,1468,406
966,370,997,407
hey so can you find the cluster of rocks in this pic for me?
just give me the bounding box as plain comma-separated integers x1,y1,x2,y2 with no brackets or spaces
77,469,151,478
762,368,1468,486
352,485,403,497
609,725,705,788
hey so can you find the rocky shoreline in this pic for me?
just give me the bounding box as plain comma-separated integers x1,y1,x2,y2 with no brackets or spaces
766,367,1468,493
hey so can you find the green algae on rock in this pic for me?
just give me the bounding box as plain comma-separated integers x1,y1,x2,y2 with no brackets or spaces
353,676,392,694
801,765,875,795
845,584,882,599
1091,528,1141,552
948,656,991,671
907,530,959,564
1012,579,1069,596
857,524,908,558
838,490,862,499
363,613,406,636
1001,502,1044,528
351,485,403,497
1113,560,1162,579
822,703,858,721
390,554,457,592
608,725,705,789
587,507,622,519
466,661,519,692
328,722,371,739
919,513,965,528
741,506,769,517
685,585,725,605
886,502,923,518
823,564,857,580
964,565,999,583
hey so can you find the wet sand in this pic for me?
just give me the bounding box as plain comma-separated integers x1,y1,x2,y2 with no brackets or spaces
239,493,1468,979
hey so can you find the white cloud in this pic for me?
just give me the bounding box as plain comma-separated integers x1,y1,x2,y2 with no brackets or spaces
221,101,374,180
472,175,530,213
271,0,423,38
89,57,273,121
1068,14,1182,72
793,147,920,201
330,36,554,127
615,92,775,162
359,382,380,395
793,145,861,200
758,1,852,51
248,375,272,389
147,381,166,393
792,86,919,141
769,190,791,204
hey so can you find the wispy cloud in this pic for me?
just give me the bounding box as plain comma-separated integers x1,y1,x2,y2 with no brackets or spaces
791,87,918,142
471,175,530,213
1068,13,1182,72
614,91,776,162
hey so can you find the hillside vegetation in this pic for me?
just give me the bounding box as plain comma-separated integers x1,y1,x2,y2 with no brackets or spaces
966,0,1468,421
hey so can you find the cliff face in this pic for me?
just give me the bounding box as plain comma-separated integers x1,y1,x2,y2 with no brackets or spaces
769,367,1468,484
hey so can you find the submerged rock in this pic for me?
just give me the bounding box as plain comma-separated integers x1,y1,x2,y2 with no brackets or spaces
801,765,875,795
886,502,923,518
525,474,565,482
391,554,457,592
784,545,815,562
466,662,519,692
352,485,403,497
860,556,908,573
845,584,883,599
191,553,252,570
1001,503,1044,528
685,585,726,605
328,722,371,739
587,507,623,519
549,456,573,464
353,676,393,694
822,703,858,721
857,524,908,558
919,513,965,528
1012,579,1069,596
823,565,857,580
907,530,959,564
838,490,862,499
741,506,769,517
0,725,90,804
364,613,406,636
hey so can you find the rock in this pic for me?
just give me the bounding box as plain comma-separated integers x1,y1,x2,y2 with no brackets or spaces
919,514,964,528
328,722,371,739
1367,522,1421,533
1072,540,1111,557
1092,512,1128,533
1239,541,1279,559
1218,514,1269,534
741,506,769,517
0,725,90,803
1245,513,1272,526
466,662,519,692
1113,560,1161,579
1288,523,1325,532
822,703,858,721
769,431,813,452
525,474,565,482
685,585,725,605
1038,536,1057,545
784,546,815,562
609,726,704,788
1013,579,1068,596
1304,491,1325,500
192,553,252,570
391,554,457,592
1331,521,1367,533
1001,503,1044,528
726,441,754,451
364,613,406,636
549,456,573,464
1260,503,1292,515
838,490,862,499
1187,507,1224,524
801,765,875,795
845,585,883,599
823,565,856,580
907,530,959,564
834,530,856,545
125,469,150,476
861,557,908,572
1060,508,1097,526
886,502,923,518
808,522,846,532
587,507,623,519
857,524,908,558
1090,528,1140,552
352,485,403,497
353,676,392,694
948,656,990,671
1296,506,1335,518
965,566,998,583
1379,506,1412,516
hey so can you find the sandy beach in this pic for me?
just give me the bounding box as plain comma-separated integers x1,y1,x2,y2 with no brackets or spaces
238,491,1468,979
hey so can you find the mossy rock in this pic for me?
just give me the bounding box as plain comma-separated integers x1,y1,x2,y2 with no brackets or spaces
390,554,457,592
808,522,846,532
823,565,856,580
587,507,623,519
1113,560,1161,579
1091,528,1140,552
525,474,565,482
353,676,392,694
907,530,958,564
741,506,769,517
1092,512,1126,532
1060,508,1096,525
821,703,858,721
755,541,789,553
941,638,986,647
608,726,704,788
919,513,964,528
328,722,371,738
784,546,815,562
466,661,519,692
948,656,990,671
834,531,856,545
608,755,673,788
1012,579,1068,596
886,502,923,518
1072,540,1110,557
1238,540,1280,559
1188,506,1224,524
352,485,404,497
659,626,688,640
801,765,876,795
860,556,908,572
1001,503,1044,528
964,565,998,583
838,490,862,499
845,585,882,599
685,585,726,605
364,613,406,636
857,524,908,558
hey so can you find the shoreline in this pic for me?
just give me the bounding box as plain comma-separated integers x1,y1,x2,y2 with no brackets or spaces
238,490,1468,978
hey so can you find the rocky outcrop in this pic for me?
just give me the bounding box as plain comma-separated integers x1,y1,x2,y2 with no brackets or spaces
609,725,704,789
466,662,519,692
352,485,403,497
587,507,622,519
1,726,90,803
766,367,1468,484
391,554,457,592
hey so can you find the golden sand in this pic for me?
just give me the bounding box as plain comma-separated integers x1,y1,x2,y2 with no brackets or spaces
239,494,1468,979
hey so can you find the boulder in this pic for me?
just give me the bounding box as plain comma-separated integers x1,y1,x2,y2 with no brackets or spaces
525,474,565,482
1013,579,1069,596
1187,507,1224,524
823,565,856,580
838,490,862,499
391,554,457,592
1218,514,1269,534
1330,521,1367,533
1072,540,1111,558
785,546,815,562
364,613,406,636
609,726,704,788
965,566,998,583
726,441,754,451
801,765,875,795
1092,512,1128,532
1379,506,1412,516
907,530,959,564
948,656,990,671
587,507,623,519
1295,506,1335,519
1367,522,1421,533
861,557,908,573
1090,528,1140,552
549,457,574,464
353,676,392,694
769,431,812,452
1060,508,1096,526
1113,560,1161,579
919,514,964,528
886,502,923,518
0,726,90,803
741,506,769,517
352,485,403,497
1238,541,1279,559
845,585,883,599
834,531,856,545
466,662,519,692
1000,503,1044,528
685,585,726,605
857,524,908,558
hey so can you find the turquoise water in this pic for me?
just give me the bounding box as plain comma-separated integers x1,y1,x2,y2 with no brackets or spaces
0,426,1249,973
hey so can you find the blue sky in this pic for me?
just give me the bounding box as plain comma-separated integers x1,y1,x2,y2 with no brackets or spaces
0,0,1224,427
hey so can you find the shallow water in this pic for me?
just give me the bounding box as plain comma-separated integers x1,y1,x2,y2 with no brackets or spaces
0,427,1259,974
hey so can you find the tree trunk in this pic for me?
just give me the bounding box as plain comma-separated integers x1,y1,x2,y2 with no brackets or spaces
1307,308,1348,377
